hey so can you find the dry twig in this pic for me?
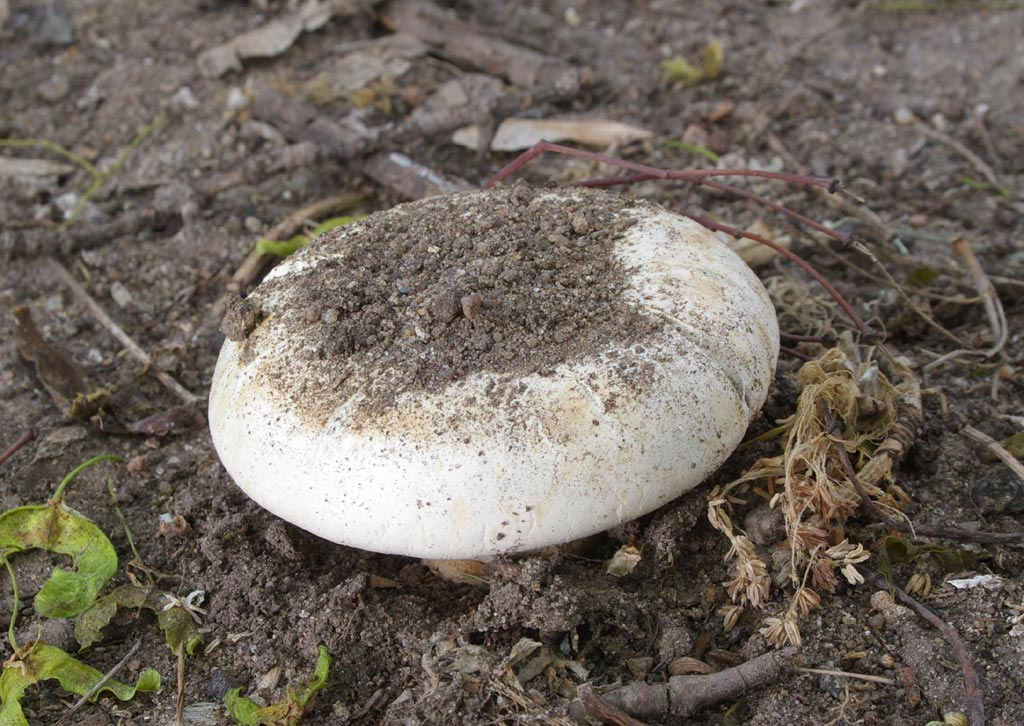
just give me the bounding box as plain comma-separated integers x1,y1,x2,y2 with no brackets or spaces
572,648,798,721
924,239,1008,371
795,666,895,685
0,428,37,468
962,425,1024,485
46,258,198,405
840,443,1023,544
862,569,986,726
55,639,142,725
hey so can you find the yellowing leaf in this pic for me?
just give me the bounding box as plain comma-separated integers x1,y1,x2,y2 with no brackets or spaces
703,38,724,79
661,39,726,85
452,118,652,152
225,646,331,726
660,56,703,84
75,584,204,655
0,643,159,726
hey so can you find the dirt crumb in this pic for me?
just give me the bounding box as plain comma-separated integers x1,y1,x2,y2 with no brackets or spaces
247,186,662,417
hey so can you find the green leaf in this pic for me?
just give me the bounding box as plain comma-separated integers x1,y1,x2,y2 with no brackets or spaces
256,215,367,258
0,501,117,618
0,643,159,726
906,267,940,287
75,584,203,655
877,535,989,587
309,215,365,238
956,175,1012,198
664,139,721,164
256,235,311,257
660,39,724,86
225,646,331,726
702,38,724,80
660,56,703,85
999,431,1024,459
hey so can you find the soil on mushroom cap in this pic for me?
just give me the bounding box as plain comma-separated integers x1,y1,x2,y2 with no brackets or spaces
238,185,665,421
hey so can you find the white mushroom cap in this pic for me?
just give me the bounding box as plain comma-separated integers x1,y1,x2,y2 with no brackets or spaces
209,188,778,559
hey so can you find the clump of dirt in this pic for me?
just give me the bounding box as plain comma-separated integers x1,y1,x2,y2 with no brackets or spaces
237,185,663,417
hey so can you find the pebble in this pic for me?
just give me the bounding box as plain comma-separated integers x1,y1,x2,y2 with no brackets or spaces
37,71,70,102
243,216,263,233
894,107,915,125
170,85,200,112
225,86,250,113
460,292,482,320
110,281,133,308
321,308,339,324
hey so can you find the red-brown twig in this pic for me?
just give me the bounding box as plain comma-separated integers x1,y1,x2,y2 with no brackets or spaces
0,428,37,468
862,568,986,726
485,141,839,191
837,443,1024,545
685,213,874,338
485,141,876,339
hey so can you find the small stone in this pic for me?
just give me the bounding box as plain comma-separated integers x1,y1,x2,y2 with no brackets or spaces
321,308,340,324
429,288,460,324
243,216,263,233
37,71,70,103
226,86,249,113
894,107,915,125
625,656,653,679
570,212,590,235
460,292,483,320
169,85,199,112
110,281,133,308
743,503,784,546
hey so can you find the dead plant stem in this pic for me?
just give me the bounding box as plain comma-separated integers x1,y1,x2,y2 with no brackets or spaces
46,257,199,405
56,638,143,725
861,568,986,726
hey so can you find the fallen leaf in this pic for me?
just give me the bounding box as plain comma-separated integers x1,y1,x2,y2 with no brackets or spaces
0,157,75,177
718,220,790,268
0,499,118,619
0,643,160,726
225,646,331,726
75,584,204,654
452,117,652,152
304,33,426,101
604,544,642,577
130,404,206,437
197,0,373,78
13,305,91,414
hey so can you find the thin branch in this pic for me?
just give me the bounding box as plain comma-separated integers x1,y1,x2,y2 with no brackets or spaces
45,258,198,405
56,639,143,725
962,425,1024,484
0,428,36,468
911,116,1003,191
579,684,651,726
795,667,895,685
861,568,986,726
838,443,1024,544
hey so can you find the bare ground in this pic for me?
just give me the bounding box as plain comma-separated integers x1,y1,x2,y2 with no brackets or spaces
1,1,1023,725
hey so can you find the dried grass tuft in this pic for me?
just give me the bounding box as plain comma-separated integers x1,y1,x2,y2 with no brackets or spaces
709,340,920,647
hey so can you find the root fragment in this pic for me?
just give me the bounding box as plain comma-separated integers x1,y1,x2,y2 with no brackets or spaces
572,648,798,721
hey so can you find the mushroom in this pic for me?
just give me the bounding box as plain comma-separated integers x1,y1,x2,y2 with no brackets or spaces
209,186,778,560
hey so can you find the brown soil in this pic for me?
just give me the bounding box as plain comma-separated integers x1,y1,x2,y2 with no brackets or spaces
1,2,1023,726
238,185,660,420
